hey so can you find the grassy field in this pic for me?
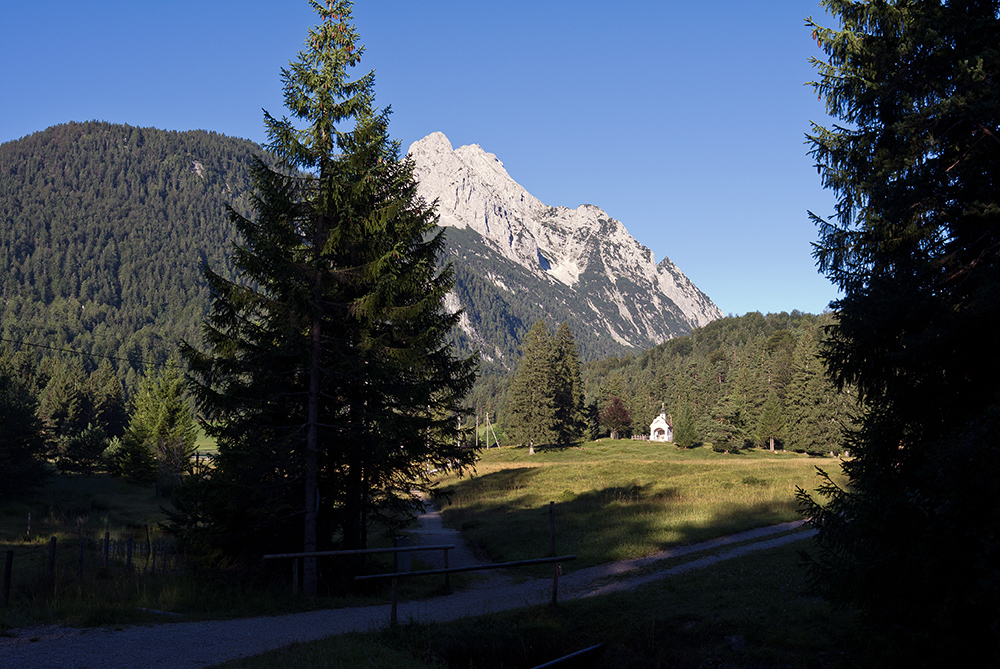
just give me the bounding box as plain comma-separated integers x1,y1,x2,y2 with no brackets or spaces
433,440,845,569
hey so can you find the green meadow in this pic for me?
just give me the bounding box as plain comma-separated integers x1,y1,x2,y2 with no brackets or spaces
435,439,843,569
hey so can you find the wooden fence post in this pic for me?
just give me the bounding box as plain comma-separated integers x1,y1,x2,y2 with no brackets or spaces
126,535,133,573
391,576,399,626
549,501,556,556
48,536,56,579
77,520,84,581
2,551,13,608
550,501,560,606
103,531,110,568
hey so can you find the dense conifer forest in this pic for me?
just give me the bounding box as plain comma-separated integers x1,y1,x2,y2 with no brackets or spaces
0,121,262,390
576,310,855,454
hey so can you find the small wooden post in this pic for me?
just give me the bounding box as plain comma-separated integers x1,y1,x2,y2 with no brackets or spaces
443,548,451,592
391,576,399,626
103,532,110,568
47,536,57,579
550,501,559,606
77,520,84,581
126,535,134,573
2,551,13,608
26,512,31,539
549,502,556,556
552,561,562,606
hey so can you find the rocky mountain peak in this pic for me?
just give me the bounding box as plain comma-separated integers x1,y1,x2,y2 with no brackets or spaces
407,132,722,358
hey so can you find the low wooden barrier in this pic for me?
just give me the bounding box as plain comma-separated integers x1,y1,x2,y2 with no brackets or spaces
355,554,577,625
262,544,456,594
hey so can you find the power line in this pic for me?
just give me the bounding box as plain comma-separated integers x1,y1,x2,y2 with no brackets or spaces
0,335,158,367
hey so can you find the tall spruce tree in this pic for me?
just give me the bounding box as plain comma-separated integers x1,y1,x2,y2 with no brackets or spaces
785,321,850,455
173,0,477,594
755,390,785,452
505,320,558,453
553,322,586,445
672,402,698,449
799,2,1000,662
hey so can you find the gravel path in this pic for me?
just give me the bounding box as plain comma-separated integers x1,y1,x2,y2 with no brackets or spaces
0,507,813,669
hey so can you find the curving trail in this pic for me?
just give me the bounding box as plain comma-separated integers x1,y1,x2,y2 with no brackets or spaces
0,508,813,669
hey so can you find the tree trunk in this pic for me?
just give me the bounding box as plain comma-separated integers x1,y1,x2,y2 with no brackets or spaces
303,208,326,598
303,313,321,597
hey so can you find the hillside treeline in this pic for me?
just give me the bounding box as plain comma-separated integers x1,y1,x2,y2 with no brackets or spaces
578,311,856,454
0,344,198,499
0,121,262,391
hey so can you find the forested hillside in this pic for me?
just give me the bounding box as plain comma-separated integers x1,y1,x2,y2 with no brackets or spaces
0,121,262,389
1,121,690,400
578,311,855,454
0,121,261,386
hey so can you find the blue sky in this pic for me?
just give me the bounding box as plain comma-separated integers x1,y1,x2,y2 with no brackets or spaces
1,1,840,317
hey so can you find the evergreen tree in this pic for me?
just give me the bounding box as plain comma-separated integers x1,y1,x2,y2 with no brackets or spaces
0,352,48,499
172,0,476,594
37,359,99,473
799,2,1000,662
115,360,197,489
785,322,849,455
505,320,558,453
707,389,749,453
755,390,785,452
552,321,586,445
86,361,128,441
672,402,698,449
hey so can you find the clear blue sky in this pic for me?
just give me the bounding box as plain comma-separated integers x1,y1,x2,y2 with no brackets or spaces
1,0,840,317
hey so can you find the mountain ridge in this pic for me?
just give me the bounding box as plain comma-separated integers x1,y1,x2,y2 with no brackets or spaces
408,131,722,363
0,121,723,390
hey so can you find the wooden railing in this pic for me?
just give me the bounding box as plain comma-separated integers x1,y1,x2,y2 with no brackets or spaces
355,554,576,625
262,544,456,595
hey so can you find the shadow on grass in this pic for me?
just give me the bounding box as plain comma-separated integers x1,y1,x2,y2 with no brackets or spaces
439,467,800,571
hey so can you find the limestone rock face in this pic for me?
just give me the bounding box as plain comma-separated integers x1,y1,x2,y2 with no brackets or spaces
408,132,723,364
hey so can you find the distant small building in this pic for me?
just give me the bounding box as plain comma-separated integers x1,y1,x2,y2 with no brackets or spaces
650,412,673,442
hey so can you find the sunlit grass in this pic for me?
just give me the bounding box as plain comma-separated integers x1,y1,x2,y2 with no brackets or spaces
194,425,218,454
435,440,846,569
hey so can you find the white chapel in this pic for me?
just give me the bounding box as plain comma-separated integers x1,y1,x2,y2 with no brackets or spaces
649,412,673,442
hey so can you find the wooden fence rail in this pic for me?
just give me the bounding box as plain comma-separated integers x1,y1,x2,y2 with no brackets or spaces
263,544,456,595
355,554,577,625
